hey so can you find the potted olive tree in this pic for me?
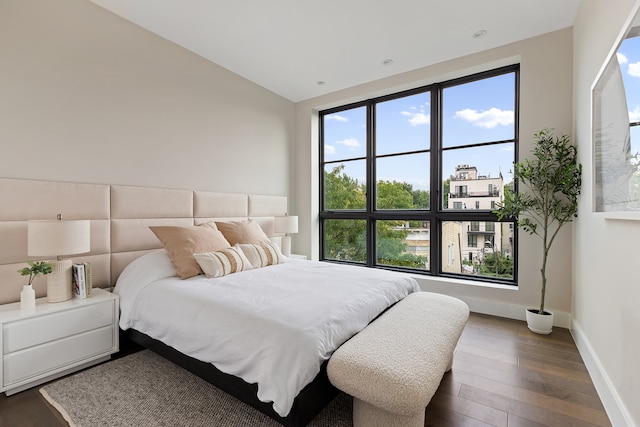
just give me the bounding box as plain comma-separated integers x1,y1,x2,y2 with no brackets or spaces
494,129,582,334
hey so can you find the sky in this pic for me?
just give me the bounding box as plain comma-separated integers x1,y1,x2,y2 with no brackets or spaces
323,72,517,193
617,36,640,156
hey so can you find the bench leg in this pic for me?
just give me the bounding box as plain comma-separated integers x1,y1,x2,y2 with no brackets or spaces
353,398,424,427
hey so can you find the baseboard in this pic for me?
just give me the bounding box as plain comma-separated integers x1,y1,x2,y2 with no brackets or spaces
450,294,572,329
571,320,636,427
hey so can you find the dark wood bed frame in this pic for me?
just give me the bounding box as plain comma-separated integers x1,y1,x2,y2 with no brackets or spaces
124,328,340,427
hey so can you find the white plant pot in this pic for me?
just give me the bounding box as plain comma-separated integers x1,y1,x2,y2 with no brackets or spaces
526,308,554,334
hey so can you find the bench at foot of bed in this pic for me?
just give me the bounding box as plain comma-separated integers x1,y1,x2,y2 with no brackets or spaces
327,291,469,427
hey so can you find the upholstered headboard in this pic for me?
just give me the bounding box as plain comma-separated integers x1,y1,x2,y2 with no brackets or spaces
0,178,287,304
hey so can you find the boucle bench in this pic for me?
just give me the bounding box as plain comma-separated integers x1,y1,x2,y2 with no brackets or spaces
327,292,469,427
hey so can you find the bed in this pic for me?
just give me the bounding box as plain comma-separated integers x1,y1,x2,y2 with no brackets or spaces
0,178,421,426
115,249,419,425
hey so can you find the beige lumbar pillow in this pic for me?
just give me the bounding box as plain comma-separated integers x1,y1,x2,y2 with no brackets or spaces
215,220,271,245
238,242,284,268
150,223,231,279
194,246,253,278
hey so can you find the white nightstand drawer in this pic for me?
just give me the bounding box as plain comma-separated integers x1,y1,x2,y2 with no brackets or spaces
3,300,114,354
3,325,114,386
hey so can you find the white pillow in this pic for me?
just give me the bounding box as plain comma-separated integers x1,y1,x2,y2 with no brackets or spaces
237,242,285,268
194,246,253,278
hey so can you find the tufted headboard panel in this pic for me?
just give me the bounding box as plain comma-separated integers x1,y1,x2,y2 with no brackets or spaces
0,178,288,304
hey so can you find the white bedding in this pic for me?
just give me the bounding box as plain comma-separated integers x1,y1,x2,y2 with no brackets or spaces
114,250,420,417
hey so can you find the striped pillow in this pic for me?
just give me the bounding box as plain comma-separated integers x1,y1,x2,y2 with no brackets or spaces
238,242,285,268
193,246,253,278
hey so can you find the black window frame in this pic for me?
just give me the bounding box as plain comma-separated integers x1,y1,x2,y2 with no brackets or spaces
319,64,519,286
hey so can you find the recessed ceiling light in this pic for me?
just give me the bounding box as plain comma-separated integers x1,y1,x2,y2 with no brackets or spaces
382,59,394,65
473,30,487,39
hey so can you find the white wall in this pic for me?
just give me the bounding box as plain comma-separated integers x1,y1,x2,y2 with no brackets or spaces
573,1,640,426
0,0,294,196
294,29,574,324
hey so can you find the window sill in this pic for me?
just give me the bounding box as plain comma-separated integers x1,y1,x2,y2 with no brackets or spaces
406,272,519,291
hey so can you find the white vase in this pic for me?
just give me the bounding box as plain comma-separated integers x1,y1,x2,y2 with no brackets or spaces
20,284,36,313
526,308,554,334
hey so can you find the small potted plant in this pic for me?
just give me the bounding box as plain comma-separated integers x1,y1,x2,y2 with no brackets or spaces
18,261,52,311
494,129,582,334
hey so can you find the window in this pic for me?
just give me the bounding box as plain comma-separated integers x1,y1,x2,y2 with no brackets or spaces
455,185,468,198
320,65,518,284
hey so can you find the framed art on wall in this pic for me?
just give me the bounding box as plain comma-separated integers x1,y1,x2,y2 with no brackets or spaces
592,1,640,216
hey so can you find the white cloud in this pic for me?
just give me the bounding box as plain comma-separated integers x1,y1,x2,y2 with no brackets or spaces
629,106,640,122
618,52,629,65
324,144,336,155
325,114,348,122
628,62,640,77
336,138,360,148
401,102,430,126
401,111,430,126
455,107,514,129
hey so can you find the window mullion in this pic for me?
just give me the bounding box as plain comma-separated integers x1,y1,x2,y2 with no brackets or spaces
366,102,376,267
430,86,442,275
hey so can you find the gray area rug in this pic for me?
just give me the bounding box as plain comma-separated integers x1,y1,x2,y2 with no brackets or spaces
40,350,352,427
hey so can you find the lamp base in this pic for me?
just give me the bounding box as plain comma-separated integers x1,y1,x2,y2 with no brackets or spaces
281,235,292,257
47,259,73,303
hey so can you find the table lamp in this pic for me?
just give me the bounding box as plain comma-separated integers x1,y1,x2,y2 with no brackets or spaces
28,214,90,302
274,215,298,257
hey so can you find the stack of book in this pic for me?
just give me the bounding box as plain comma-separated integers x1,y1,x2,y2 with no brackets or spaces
72,262,92,299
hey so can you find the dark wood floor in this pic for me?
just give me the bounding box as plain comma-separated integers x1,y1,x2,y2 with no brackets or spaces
0,314,611,427
426,314,611,426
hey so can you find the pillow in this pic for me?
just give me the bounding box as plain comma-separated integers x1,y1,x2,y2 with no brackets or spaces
238,242,285,268
149,225,231,279
215,220,271,245
194,246,253,278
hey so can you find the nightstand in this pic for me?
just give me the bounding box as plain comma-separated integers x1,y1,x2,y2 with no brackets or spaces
0,288,119,395
289,254,308,260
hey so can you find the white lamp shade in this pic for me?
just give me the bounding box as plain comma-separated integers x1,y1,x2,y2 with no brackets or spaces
28,219,91,257
274,215,298,234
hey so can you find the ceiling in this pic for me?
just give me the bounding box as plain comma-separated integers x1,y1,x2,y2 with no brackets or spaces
90,0,581,103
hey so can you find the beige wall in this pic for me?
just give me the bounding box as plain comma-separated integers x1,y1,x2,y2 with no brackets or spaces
573,1,640,426
294,28,574,324
0,0,294,196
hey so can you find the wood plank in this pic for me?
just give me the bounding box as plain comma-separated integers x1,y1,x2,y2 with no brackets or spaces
430,386,508,426
425,402,497,427
507,413,547,427
519,349,590,375
449,370,611,426
518,356,592,383
452,358,604,409
458,384,608,427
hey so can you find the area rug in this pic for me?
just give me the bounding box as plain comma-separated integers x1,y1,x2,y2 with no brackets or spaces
40,350,352,427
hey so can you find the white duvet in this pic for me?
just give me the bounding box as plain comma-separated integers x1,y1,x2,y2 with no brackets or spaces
114,250,420,417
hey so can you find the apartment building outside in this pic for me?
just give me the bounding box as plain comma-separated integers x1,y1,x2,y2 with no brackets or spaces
447,164,511,268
